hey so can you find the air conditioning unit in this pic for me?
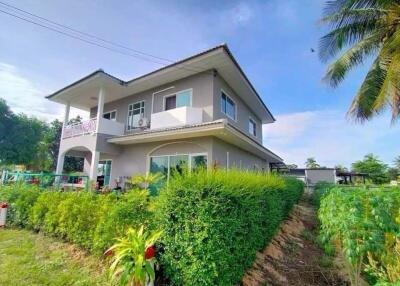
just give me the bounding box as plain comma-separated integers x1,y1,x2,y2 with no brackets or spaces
137,117,150,128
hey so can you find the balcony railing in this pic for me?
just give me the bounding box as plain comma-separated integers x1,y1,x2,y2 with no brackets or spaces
150,106,203,130
62,118,97,139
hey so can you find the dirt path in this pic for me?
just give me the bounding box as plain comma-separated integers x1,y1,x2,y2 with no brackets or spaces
241,197,348,286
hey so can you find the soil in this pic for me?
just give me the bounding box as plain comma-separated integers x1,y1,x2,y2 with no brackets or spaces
241,196,349,286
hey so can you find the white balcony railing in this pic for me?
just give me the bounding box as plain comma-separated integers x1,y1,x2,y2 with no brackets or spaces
150,106,203,130
62,118,97,139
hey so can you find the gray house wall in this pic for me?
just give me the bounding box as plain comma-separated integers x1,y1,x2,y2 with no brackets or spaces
211,137,269,170
212,74,263,144
90,71,214,126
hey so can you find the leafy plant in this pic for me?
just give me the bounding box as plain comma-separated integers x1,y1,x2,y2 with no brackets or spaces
156,169,304,286
318,187,400,285
130,173,164,191
107,226,163,286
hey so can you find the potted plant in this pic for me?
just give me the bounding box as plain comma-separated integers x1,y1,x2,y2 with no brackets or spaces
106,226,163,286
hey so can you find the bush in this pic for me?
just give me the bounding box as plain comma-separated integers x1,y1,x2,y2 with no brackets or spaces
0,185,154,253
312,181,336,206
318,187,400,285
156,170,304,286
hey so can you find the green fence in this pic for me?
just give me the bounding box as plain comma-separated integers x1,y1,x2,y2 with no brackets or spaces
0,171,90,190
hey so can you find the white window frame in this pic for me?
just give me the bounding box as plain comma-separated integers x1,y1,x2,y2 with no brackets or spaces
163,88,193,111
148,152,208,180
103,110,117,121
249,117,257,137
127,100,145,130
220,89,237,121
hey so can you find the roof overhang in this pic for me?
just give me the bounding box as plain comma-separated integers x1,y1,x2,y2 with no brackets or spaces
107,120,282,163
46,45,275,123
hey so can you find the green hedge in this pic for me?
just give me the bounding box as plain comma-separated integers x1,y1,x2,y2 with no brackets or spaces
0,185,152,253
156,170,304,286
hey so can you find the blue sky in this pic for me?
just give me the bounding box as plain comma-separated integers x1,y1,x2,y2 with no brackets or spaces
0,0,398,168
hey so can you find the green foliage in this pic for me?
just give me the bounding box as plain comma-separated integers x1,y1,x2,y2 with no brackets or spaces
318,186,400,285
107,226,162,286
0,185,153,254
352,154,390,184
156,170,304,286
93,190,152,252
312,181,336,206
320,0,400,122
305,157,320,169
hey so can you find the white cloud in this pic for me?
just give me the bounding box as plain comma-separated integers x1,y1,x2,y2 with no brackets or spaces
263,110,400,168
0,62,87,121
226,2,253,25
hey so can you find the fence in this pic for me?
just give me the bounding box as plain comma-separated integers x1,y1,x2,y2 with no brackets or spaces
0,171,90,190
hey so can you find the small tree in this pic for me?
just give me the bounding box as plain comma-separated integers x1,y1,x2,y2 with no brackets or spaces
351,154,390,184
305,157,320,169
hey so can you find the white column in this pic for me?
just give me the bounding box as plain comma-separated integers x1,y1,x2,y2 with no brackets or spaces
89,151,100,181
63,102,70,125
55,152,65,175
96,87,105,132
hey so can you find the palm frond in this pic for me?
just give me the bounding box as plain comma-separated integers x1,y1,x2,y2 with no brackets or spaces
324,34,382,86
319,17,383,61
347,56,388,121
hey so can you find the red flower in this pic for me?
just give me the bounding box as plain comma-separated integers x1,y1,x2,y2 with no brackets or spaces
145,245,156,260
0,202,8,208
104,249,114,257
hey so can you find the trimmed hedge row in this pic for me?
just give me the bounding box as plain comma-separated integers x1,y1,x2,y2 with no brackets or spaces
0,185,152,253
312,181,336,206
156,170,304,286
1,171,304,285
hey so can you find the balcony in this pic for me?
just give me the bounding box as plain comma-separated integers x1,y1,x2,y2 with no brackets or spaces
62,118,125,139
150,106,203,130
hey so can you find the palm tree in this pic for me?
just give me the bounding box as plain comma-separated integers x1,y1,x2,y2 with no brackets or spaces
320,0,400,123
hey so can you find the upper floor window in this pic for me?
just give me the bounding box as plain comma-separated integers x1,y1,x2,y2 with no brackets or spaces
164,89,192,111
127,101,145,130
249,118,257,136
221,91,236,120
103,110,116,121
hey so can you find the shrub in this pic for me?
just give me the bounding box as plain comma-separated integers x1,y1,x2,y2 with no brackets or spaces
0,184,41,227
93,190,152,253
156,170,304,286
312,181,336,206
318,187,400,285
0,185,155,253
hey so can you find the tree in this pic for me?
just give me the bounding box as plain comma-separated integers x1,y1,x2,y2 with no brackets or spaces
335,164,349,172
394,155,400,170
351,154,390,184
0,99,44,166
320,1,400,123
305,157,320,169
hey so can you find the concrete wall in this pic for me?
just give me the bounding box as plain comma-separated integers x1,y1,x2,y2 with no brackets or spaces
211,137,269,170
305,169,336,187
212,74,263,144
90,71,214,126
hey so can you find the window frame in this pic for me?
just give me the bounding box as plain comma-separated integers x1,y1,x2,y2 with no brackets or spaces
220,89,237,121
149,152,208,180
163,88,193,111
97,159,113,186
103,110,117,121
249,117,257,137
127,100,145,131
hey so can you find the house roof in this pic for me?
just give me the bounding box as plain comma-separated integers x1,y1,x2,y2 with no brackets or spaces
46,44,275,123
107,119,283,163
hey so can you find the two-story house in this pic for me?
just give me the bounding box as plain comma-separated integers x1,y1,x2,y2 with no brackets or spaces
47,44,283,188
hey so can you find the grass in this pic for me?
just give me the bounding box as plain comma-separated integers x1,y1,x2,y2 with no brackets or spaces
0,228,108,286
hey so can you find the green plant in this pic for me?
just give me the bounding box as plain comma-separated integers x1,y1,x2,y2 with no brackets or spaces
107,226,162,286
320,0,400,123
130,173,164,191
156,169,304,286
318,187,400,285
312,181,336,206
